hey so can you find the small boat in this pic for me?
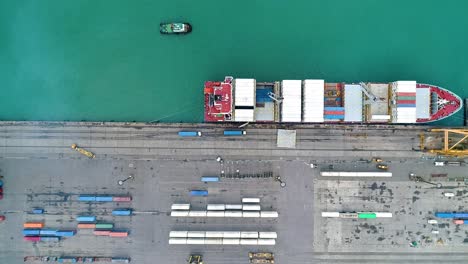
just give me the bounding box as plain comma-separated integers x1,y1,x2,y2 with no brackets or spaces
160,22,192,35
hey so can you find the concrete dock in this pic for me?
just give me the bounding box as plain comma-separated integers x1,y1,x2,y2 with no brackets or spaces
0,122,467,264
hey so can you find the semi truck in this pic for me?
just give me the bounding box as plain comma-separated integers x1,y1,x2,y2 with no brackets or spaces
223,130,246,136
178,131,202,137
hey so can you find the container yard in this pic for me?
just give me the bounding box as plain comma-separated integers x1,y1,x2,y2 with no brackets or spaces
0,122,467,263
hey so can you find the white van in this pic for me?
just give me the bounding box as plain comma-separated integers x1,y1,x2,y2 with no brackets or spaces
434,161,445,167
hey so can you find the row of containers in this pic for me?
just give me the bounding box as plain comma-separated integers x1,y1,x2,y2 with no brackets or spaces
24,256,130,263
178,130,246,137
23,222,76,242
435,212,468,225
321,212,393,219
169,231,277,245
76,212,131,237
78,195,132,202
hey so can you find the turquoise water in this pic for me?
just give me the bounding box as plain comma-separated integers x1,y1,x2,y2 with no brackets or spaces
0,0,466,125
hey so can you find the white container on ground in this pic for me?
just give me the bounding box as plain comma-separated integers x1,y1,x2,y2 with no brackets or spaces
242,211,260,218
257,239,276,245
240,239,258,245
375,212,393,218
188,211,207,217
240,232,259,239
207,204,226,211
186,238,205,245
205,231,224,238
259,232,277,239
171,211,189,217
169,238,187,244
321,212,340,218
242,198,260,203
222,238,240,245
260,211,279,218
224,211,243,217
242,204,261,211
207,211,225,217
205,238,223,245
169,231,188,238
171,204,190,210
187,231,205,238
223,231,241,238
225,204,243,210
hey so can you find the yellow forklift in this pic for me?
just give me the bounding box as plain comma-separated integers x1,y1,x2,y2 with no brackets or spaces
71,143,95,158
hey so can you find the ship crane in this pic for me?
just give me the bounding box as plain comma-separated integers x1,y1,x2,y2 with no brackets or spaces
267,92,283,103
359,82,384,104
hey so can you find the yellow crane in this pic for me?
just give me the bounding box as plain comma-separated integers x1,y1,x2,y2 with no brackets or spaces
420,129,468,157
71,143,95,158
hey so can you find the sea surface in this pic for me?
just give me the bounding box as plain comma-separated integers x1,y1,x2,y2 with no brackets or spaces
0,0,467,125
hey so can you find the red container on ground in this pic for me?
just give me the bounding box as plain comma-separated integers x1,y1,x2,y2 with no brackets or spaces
23,236,41,242
453,219,464,225
93,230,111,236
109,231,128,237
112,196,132,202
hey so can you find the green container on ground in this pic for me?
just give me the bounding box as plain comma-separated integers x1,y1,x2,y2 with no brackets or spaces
358,213,376,219
95,223,114,229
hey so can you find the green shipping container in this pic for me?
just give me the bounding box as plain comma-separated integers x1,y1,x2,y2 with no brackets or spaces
358,213,376,219
95,223,114,229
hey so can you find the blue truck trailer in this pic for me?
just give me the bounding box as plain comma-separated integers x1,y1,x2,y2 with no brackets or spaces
223,130,246,136
32,208,44,214
76,216,96,222
23,229,41,236
201,176,220,182
55,230,76,237
178,131,202,137
190,190,208,196
112,209,133,216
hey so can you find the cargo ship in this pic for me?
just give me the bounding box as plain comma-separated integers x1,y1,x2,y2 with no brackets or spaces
204,76,462,124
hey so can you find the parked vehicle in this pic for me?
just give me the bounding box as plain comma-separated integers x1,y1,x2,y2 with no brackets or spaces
443,192,455,197
427,219,438,224
0,215,5,222
434,161,445,166
376,164,388,170
223,130,246,136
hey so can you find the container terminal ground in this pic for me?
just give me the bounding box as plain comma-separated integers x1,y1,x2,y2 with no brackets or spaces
0,121,467,264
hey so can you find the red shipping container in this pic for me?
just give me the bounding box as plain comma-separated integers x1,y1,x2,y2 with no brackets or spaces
397,92,416,96
93,230,111,236
23,236,41,242
112,196,132,202
78,223,96,229
397,100,416,104
109,231,128,237
453,219,464,225
324,111,345,115
23,222,44,228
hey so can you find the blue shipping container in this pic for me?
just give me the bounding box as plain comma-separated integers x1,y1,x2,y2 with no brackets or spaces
95,196,113,202
111,258,131,263
324,107,345,111
76,216,96,222
453,213,468,218
56,230,76,237
40,236,60,242
112,209,132,216
223,130,246,136
58,257,78,263
324,115,345,120
190,190,208,196
32,208,44,214
464,220,468,224
397,104,416,108
178,131,201,137
23,229,41,236
435,212,454,218
39,229,57,236
78,195,96,202
201,176,220,182
0,180,3,187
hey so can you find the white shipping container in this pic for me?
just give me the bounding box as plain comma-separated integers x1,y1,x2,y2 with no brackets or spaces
205,232,224,238
223,231,241,238
171,211,189,217
204,238,223,245
242,198,260,203
207,204,226,211
171,204,190,210
186,238,205,245
242,204,261,211
321,212,340,218
206,211,225,217
259,232,277,239
260,211,279,218
375,212,393,218
240,239,258,245
188,211,207,217
222,238,240,245
257,239,276,245
242,211,260,218
169,231,188,238
225,204,243,210
224,211,243,217
240,232,259,239
168,238,187,245
187,231,205,238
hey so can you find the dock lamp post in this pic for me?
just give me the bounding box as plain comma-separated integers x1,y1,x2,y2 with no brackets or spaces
118,174,134,186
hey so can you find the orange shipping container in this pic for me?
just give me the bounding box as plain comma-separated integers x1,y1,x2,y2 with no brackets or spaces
77,223,96,229
23,222,44,228
109,231,128,237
